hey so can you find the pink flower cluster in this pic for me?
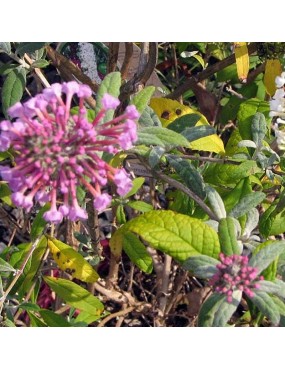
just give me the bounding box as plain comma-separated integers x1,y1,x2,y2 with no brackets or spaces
209,253,264,303
0,81,139,224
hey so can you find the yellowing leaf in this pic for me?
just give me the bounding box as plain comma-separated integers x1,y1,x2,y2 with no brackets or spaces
189,134,225,154
234,42,249,82
47,237,99,283
149,97,225,154
150,97,207,127
264,59,282,97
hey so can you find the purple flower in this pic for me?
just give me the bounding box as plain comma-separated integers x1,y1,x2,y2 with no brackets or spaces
0,82,139,224
209,253,264,303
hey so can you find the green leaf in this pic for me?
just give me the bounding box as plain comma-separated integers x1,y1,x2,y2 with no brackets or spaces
205,186,227,220
0,64,18,76
204,161,258,186
167,156,206,199
20,237,47,297
122,232,153,273
249,241,285,274
0,257,16,273
183,255,219,278
252,240,278,281
27,312,47,327
44,276,104,316
225,128,249,156
138,106,162,127
39,309,72,327
237,98,270,141
167,189,194,216
249,290,280,325
258,280,283,295
116,204,126,224
127,200,153,213
272,296,285,317
251,112,267,147
137,127,190,148
95,71,121,122
0,42,11,54
47,237,99,283
198,291,242,327
131,86,155,114
272,279,285,299
0,183,12,206
2,68,26,118
229,192,265,219
15,42,47,56
73,311,103,326
223,177,252,213
31,59,50,69
17,302,41,311
218,217,241,255
167,113,202,133
31,204,50,239
148,146,165,168
260,204,285,237
110,210,220,262
124,177,145,198
181,125,216,142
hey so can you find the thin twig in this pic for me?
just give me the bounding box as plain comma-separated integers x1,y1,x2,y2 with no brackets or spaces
24,53,50,88
121,42,134,80
158,255,172,315
179,154,242,165
97,306,137,327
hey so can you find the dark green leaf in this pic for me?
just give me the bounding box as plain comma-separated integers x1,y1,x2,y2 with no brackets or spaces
181,125,216,142
229,192,265,218
28,312,47,327
167,113,201,133
148,146,165,168
198,291,242,327
167,156,206,199
15,42,47,56
251,112,267,147
249,241,285,273
137,127,190,148
183,255,219,278
249,290,280,325
39,309,71,327
2,68,26,118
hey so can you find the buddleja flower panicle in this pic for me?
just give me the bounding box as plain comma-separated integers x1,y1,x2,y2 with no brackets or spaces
0,81,139,224
209,253,264,303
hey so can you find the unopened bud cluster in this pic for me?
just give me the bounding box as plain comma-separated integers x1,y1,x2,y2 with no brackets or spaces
209,253,263,303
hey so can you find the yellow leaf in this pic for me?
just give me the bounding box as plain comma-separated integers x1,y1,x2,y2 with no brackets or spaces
234,42,249,82
47,237,99,283
150,97,208,127
264,59,282,97
149,97,225,155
